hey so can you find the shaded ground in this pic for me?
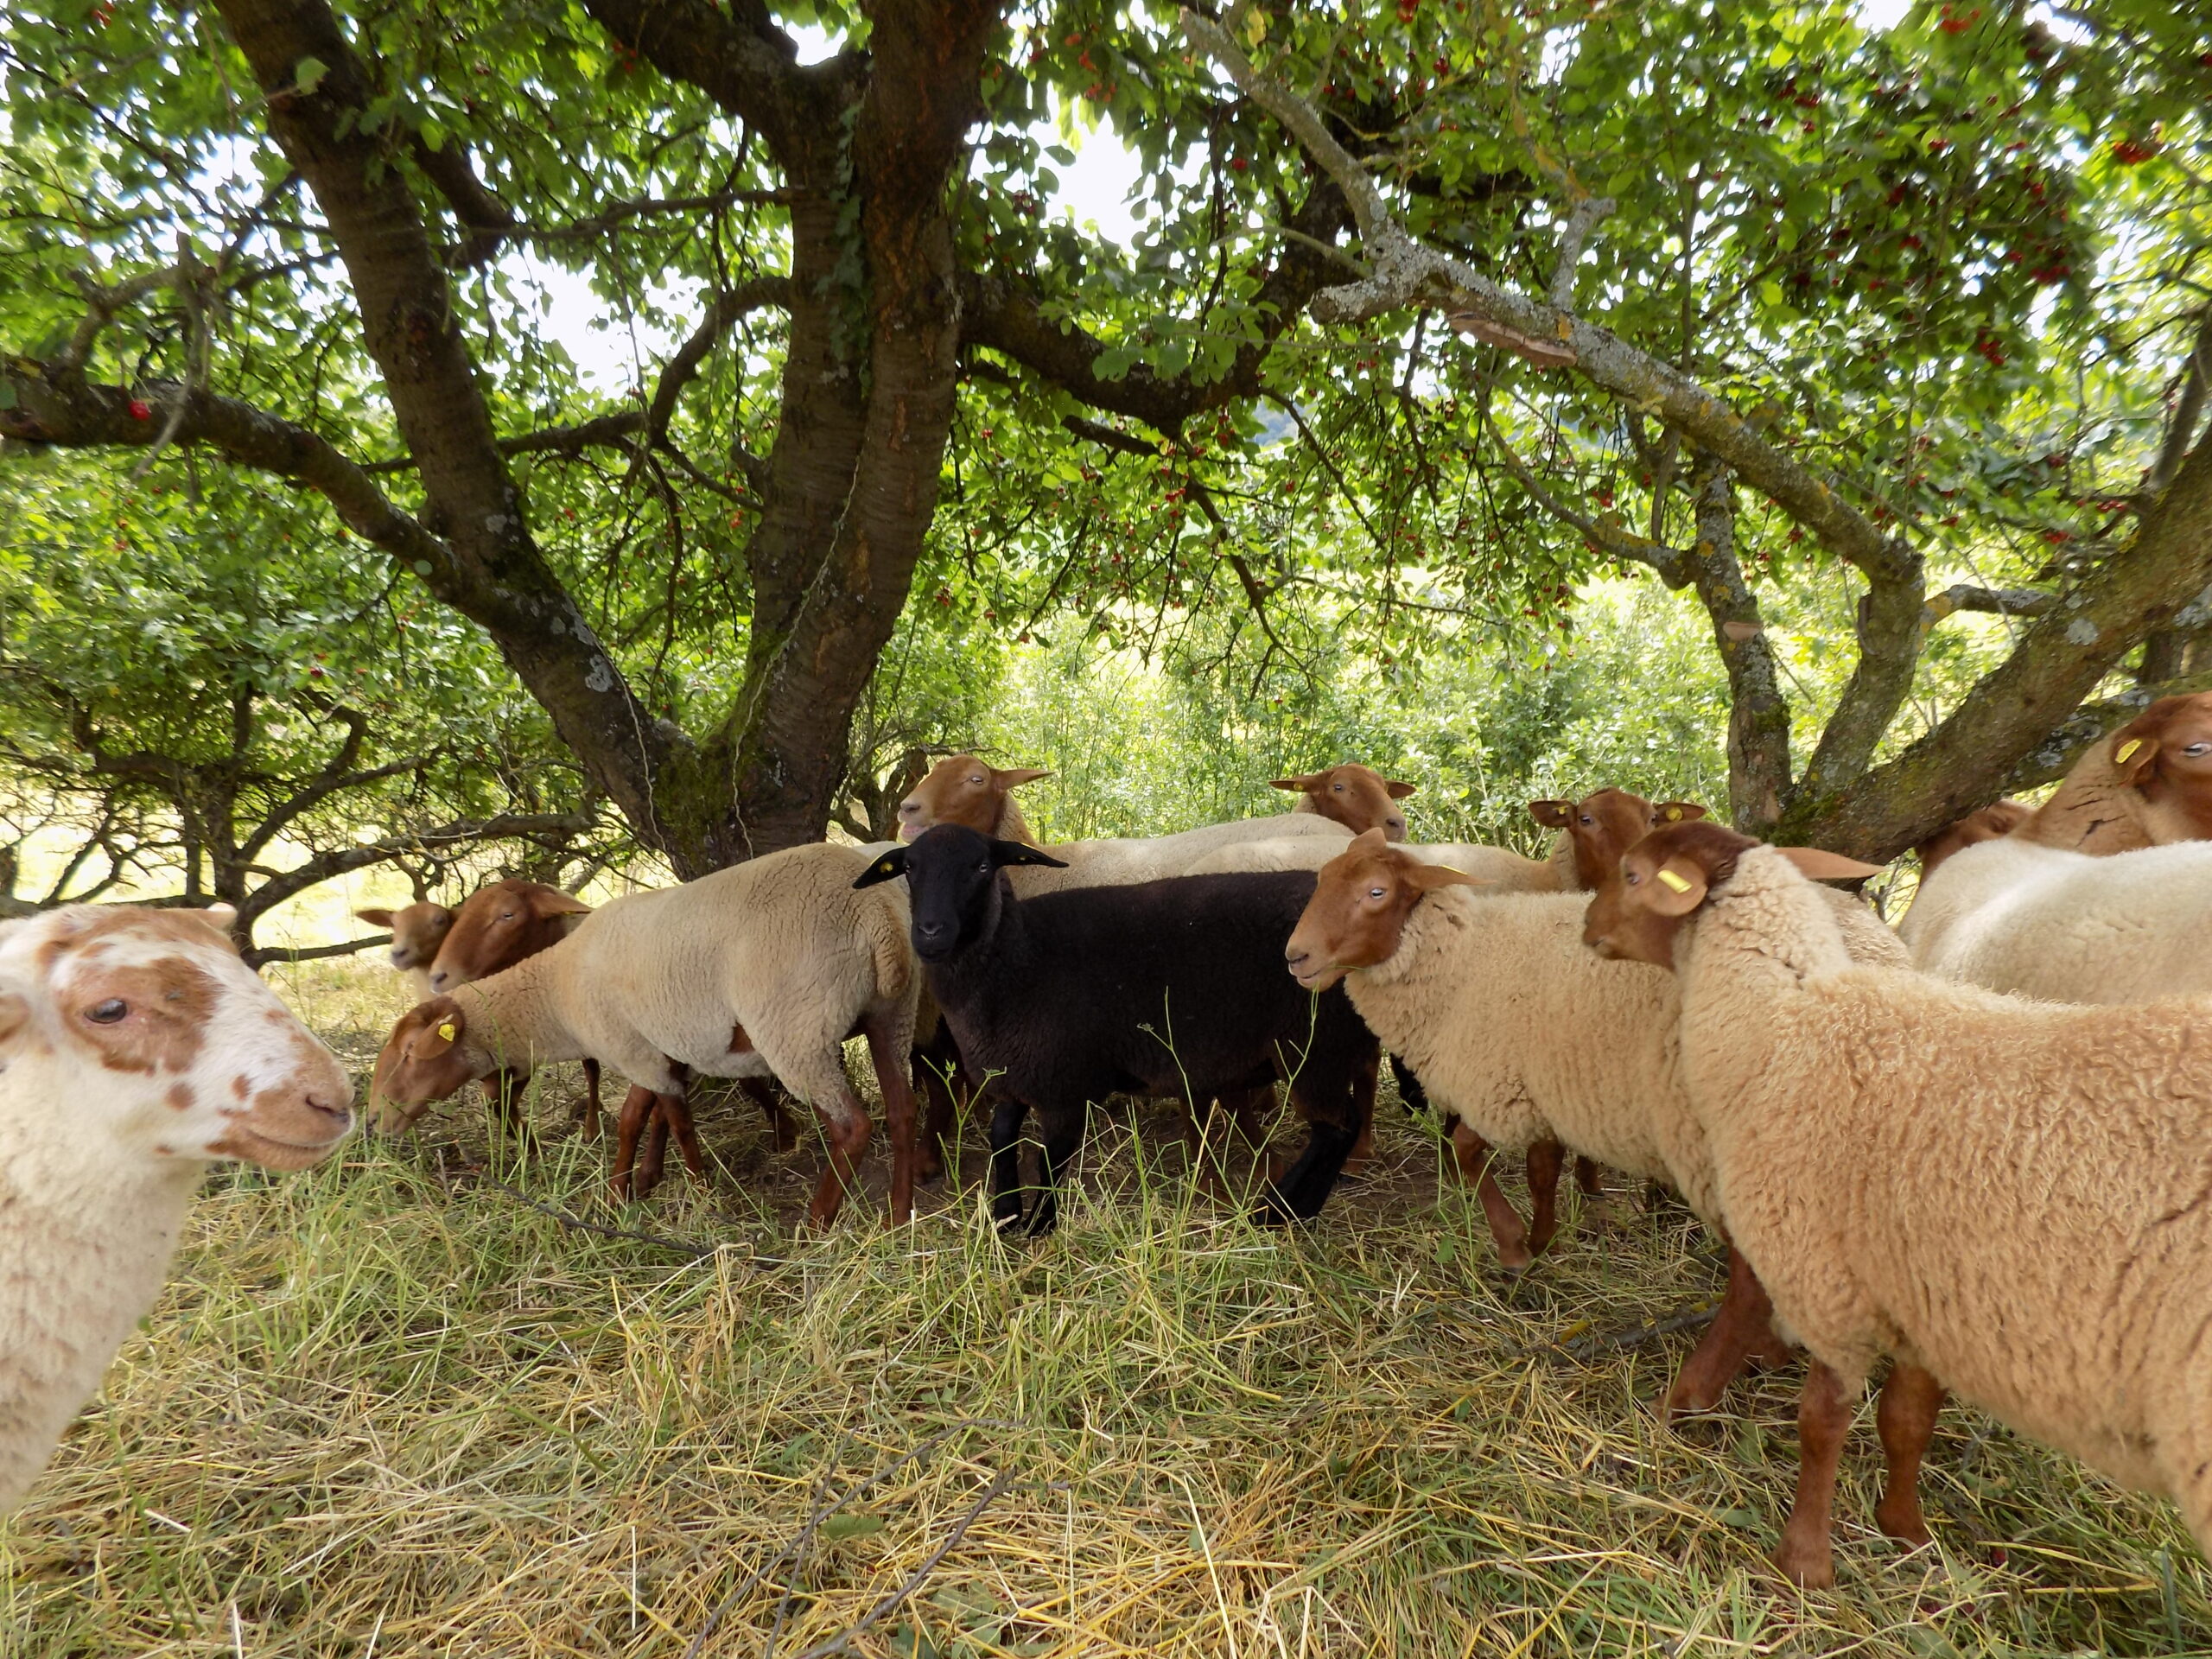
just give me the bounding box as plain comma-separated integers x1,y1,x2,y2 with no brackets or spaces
3,961,2203,1656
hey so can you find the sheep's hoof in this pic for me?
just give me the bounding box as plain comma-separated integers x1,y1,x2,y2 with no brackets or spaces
1771,1539,1835,1591
1873,1497,1932,1548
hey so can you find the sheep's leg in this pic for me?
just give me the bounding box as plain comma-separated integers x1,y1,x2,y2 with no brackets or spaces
911,1024,967,1181
801,1083,873,1230
1773,1360,1854,1591
657,1088,710,1189
608,1084,657,1203
1229,1084,1271,1146
1873,1362,1945,1548
739,1077,797,1154
636,1103,671,1197
576,1059,604,1141
1664,1246,1786,1419
863,1014,920,1225
1389,1052,1429,1117
1449,1120,1534,1271
1574,1156,1604,1198
988,1097,1031,1230
912,1052,957,1183
1340,1047,1381,1175
1257,1057,1365,1225
482,1069,536,1147
1023,1105,1086,1237
1524,1139,1565,1256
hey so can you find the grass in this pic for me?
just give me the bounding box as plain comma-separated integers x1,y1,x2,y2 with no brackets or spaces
4,961,2207,1656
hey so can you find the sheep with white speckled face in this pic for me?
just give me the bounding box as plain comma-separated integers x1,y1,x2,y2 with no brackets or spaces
0,904,353,1514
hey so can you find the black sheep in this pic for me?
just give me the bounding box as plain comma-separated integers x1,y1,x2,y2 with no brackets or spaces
855,825,1379,1236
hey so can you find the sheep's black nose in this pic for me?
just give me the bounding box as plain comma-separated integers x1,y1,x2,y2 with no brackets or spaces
916,919,946,941
427,969,450,991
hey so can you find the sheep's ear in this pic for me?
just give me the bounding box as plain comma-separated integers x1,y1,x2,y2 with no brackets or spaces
415,1001,463,1053
1528,799,1572,828
991,766,1051,791
853,847,911,888
532,892,593,917
1350,827,1392,853
1778,849,1887,882
355,906,397,927
988,838,1069,870
1655,802,1707,824
1642,860,1708,915
1384,779,1418,799
173,904,238,945
2113,733,2160,785
1408,862,1489,892
1271,773,1321,792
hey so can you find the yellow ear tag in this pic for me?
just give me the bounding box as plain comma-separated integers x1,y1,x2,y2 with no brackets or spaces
2116,739,2143,765
878,860,895,873
1663,806,1682,821
437,1022,457,1042
1656,869,1694,893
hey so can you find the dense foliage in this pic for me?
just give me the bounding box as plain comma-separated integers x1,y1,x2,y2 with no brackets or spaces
0,0,2206,916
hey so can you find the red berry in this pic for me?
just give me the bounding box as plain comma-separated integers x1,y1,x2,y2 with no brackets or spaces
127,399,151,420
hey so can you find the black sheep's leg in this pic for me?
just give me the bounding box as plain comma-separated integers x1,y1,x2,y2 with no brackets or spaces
988,1096,1031,1230
1389,1052,1429,1117
1257,1116,1363,1224
1023,1104,1086,1238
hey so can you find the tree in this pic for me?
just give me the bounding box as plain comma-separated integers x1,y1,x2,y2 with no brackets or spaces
1,0,2205,868
0,457,603,960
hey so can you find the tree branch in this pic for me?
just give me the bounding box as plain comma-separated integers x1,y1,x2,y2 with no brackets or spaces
3,362,451,572
410,135,516,269
1179,6,1922,598
1548,196,1616,310
957,175,1351,435
1686,454,1792,833
1926,583,2056,620
1478,399,1694,583
2147,299,2212,499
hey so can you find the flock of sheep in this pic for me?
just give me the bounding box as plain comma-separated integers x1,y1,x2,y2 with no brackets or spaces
5,693,2212,1605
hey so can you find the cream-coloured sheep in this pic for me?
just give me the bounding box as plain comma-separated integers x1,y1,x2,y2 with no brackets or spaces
372,843,923,1226
891,752,1358,894
1900,835,2212,1001
1284,830,1907,1415
1185,834,1567,886
1586,818,2212,1588
0,904,353,1514
353,898,454,1001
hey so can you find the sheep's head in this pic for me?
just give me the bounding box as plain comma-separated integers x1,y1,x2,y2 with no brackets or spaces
370,995,495,1132
425,880,589,994
1529,788,1707,890
1583,823,1881,969
854,825,1066,963
1272,764,1416,840
2108,693,2212,836
1913,799,2031,876
0,903,352,1172
896,755,1050,841
354,899,455,976
1285,830,1485,991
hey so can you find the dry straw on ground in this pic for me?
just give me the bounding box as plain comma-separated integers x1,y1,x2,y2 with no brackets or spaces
3,962,2204,1656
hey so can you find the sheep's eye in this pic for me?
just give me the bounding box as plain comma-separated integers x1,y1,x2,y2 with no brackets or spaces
1332,782,1344,791
86,999,128,1024
2188,743,2210,758
1580,815,1593,825
1368,887,1386,899
978,861,993,874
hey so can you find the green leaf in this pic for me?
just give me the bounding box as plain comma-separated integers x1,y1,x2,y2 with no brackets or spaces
819,1513,885,1541
294,55,327,96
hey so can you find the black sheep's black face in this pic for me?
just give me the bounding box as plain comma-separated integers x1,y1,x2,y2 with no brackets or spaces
853,825,1065,963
